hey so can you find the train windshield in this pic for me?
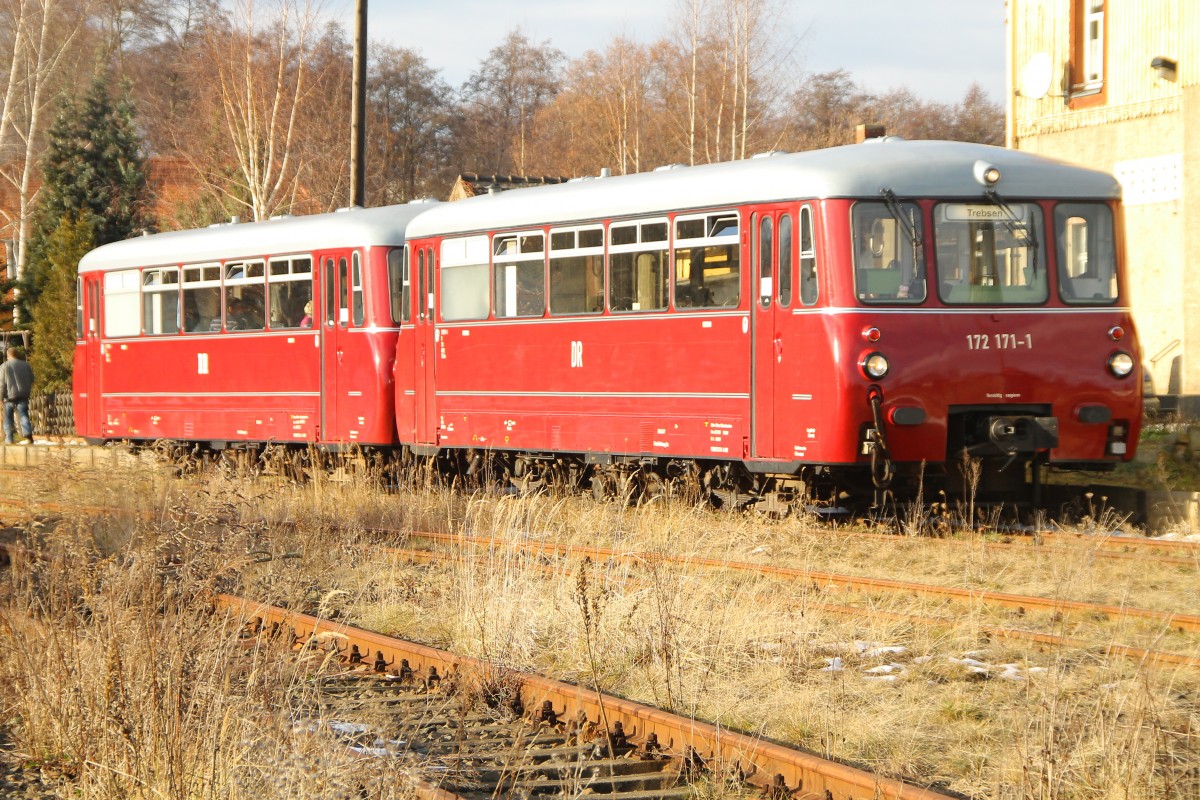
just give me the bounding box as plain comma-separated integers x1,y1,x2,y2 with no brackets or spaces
852,201,925,304
1055,203,1118,304
933,202,1047,305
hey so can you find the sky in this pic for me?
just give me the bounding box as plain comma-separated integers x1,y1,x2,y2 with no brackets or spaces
355,0,1008,105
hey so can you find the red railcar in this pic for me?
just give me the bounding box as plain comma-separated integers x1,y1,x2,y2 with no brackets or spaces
400,139,1142,505
73,203,433,448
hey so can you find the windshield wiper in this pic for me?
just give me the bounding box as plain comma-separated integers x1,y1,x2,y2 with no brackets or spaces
879,188,923,267
986,189,1040,274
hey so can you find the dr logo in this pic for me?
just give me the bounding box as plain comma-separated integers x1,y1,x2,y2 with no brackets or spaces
570,340,584,368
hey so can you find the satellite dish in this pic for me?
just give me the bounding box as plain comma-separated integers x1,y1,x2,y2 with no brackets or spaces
1020,52,1053,99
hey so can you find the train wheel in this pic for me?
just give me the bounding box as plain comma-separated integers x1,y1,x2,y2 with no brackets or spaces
591,472,612,502
640,470,667,504
665,460,702,504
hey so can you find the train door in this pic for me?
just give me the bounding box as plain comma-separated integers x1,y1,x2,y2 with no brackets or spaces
413,245,437,445
751,208,793,460
80,276,103,436
320,251,351,442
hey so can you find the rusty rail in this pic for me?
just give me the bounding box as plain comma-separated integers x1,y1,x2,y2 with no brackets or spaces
217,595,958,800
386,546,1200,671
403,531,1200,634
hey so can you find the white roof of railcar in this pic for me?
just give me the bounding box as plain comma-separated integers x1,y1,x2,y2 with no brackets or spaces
77,202,438,274
407,139,1121,238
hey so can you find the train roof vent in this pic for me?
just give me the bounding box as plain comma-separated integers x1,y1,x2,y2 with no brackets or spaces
269,214,294,221
654,163,686,172
752,150,789,158
407,197,439,204
861,135,907,145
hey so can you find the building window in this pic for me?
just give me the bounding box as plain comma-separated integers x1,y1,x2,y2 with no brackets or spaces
1070,0,1107,106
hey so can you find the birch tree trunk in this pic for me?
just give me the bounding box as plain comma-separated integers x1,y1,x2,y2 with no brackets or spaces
0,0,87,322
197,0,320,221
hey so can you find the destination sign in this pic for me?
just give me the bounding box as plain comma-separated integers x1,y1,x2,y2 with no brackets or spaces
943,204,1026,221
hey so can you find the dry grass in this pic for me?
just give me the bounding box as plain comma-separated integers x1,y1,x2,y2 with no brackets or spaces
1,452,1198,799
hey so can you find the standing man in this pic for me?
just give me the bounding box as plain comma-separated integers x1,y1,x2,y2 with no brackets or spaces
1,346,35,444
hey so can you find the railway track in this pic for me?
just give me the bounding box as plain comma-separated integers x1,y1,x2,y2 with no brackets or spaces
223,595,957,800
384,543,1200,672
398,530,1200,634
3,466,1198,796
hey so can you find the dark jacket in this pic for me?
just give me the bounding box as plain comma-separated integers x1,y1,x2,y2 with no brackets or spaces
0,357,34,402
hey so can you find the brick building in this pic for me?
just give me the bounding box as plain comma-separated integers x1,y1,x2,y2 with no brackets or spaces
1007,0,1200,414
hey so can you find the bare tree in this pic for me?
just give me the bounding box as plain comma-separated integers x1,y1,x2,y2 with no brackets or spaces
664,0,796,165
184,0,325,221
950,83,1004,145
525,36,665,178
781,69,873,150
456,29,564,175
367,43,452,204
0,0,89,307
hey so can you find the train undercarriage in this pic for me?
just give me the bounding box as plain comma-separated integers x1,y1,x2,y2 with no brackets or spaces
135,426,1117,523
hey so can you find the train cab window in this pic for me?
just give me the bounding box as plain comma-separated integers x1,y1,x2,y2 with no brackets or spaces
1055,203,1117,304
267,256,312,328
609,219,668,312
441,235,489,321
799,205,819,306
351,251,365,325
933,202,1047,305
549,226,604,315
182,264,221,332
223,260,265,330
853,202,926,304
494,232,545,318
673,212,739,309
103,269,140,338
142,268,180,334
388,247,409,323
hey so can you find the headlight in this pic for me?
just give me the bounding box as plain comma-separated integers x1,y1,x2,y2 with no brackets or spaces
1108,351,1134,378
862,352,889,379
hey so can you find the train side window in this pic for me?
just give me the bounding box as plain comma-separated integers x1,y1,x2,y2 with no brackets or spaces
440,235,489,321
182,264,221,332
76,277,84,340
223,260,265,331
778,214,792,308
673,212,739,309
142,267,180,334
1055,203,1117,304
757,216,773,308
388,247,409,323
337,257,349,327
103,269,140,338
324,257,336,325
494,232,545,318
416,249,426,321
799,205,818,306
549,226,604,315
351,251,365,326
609,219,668,312
267,256,312,328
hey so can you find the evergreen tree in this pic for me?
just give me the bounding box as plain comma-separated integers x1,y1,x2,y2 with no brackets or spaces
16,70,153,326
30,217,95,395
